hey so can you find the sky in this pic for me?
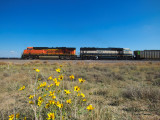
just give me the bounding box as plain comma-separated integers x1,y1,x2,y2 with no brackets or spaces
0,0,160,57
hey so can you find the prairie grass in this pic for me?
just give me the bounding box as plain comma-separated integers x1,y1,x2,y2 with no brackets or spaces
0,61,160,120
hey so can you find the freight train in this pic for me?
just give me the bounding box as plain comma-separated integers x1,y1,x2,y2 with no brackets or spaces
21,47,160,60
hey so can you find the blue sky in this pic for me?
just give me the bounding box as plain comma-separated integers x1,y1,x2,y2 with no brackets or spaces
0,0,160,57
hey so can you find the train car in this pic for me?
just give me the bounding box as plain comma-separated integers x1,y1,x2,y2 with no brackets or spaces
134,50,160,60
80,47,133,60
22,47,76,59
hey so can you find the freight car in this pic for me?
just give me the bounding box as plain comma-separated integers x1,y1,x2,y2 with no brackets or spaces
21,47,76,59
80,47,133,60
134,50,160,60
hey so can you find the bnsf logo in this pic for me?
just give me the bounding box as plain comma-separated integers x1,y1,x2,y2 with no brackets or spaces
46,49,59,53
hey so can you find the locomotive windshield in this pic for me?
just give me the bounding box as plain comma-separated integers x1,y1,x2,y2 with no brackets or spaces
123,48,132,55
27,48,32,50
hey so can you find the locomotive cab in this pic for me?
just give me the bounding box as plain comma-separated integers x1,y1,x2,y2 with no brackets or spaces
123,48,132,54
123,48,133,59
27,47,33,50
21,47,34,59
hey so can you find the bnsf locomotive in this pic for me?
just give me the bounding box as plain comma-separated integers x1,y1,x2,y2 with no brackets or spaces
21,47,76,59
21,47,160,60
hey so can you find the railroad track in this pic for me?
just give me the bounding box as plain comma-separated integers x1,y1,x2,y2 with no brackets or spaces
0,59,160,64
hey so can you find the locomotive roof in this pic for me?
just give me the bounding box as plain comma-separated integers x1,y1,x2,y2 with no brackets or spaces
80,47,124,51
33,47,76,50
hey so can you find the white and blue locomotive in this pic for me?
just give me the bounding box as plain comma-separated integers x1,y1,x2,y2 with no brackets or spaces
80,47,133,60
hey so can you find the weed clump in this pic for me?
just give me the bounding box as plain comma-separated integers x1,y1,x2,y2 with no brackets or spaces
3,72,10,77
8,66,95,120
122,86,160,102
153,78,160,86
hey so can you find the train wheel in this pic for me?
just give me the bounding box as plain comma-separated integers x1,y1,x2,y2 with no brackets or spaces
66,56,70,60
95,56,99,60
59,56,65,60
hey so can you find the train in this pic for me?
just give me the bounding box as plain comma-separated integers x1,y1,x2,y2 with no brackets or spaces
21,47,160,60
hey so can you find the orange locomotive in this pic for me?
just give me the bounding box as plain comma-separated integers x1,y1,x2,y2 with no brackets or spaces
22,47,76,59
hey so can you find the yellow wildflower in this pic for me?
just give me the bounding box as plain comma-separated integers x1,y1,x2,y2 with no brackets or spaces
62,116,65,120
38,100,42,106
56,101,63,108
53,78,57,82
74,86,80,92
36,69,40,72
16,113,20,119
38,97,43,101
40,83,43,87
64,90,71,95
48,76,53,80
81,93,85,98
83,99,87,102
52,95,56,99
40,82,46,87
77,93,81,97
19,86,25,91
55,81,60,86
49,100,56,105
46,88,48,91
58,75,63,80
78,78,85,83
29,95,34,99
38,97,43,106
43,82,47,86
56,68,61,73
56,101,60,105
43,94,47,97
49,91,55,96
66,99,72,104
45,103,50,109
86,105,94,111
24,117,27,120
58,103,63,108
29,101,34,104
47,113,55,120
9,114,14,120
69,75,74,80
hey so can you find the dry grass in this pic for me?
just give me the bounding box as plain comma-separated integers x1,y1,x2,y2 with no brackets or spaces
0,61,160,120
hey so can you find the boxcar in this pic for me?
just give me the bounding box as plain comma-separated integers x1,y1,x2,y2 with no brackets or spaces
22,47,76,59
134,50,160,60
80,47,133,60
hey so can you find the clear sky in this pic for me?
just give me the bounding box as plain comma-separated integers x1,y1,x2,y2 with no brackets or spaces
0,0,160,57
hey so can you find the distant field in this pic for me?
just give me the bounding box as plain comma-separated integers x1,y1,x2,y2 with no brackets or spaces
0,61,160,120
